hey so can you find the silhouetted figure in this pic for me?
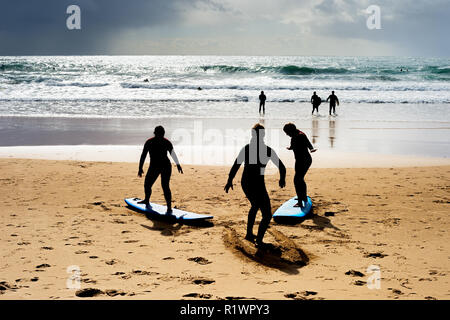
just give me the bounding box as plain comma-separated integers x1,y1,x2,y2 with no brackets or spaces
225,124,286,247
283,123,316,208
326,90,339,115
311,91,321,115
138,126,183,213
143,79,149,82
259,91,266,115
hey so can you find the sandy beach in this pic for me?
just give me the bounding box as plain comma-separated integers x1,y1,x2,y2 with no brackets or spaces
1,158,448,300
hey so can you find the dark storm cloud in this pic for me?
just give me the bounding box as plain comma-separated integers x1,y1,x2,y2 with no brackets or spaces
311,0,450,56
0,0,184,54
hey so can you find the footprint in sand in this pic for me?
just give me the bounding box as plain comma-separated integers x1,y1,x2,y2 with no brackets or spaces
223,226,309,273
225,296,256,300
0,281,20,294
75,288,104,297
365,252,388,258
192,278,215,285
75,250,89,254
187,257,212,265
284,291,320,300
353,280,366,286
345,270,365,277
81,278,97,284
104,289,127,297
182,293,212,299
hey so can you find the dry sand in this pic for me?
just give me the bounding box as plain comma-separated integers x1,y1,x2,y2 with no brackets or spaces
0,158,449,300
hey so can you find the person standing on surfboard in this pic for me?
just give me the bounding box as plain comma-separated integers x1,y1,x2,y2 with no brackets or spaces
137,126,183,214
283,123,316,208
224,123,286,247
326,90,339,116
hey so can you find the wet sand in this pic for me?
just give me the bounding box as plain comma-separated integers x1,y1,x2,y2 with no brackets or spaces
1,159,449,299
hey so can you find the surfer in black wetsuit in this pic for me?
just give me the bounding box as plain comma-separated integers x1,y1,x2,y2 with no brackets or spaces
311,91,321,115
138,126,183,213
259,91,266,115
326,91,339,115
283,123,316,208
224,124,286,247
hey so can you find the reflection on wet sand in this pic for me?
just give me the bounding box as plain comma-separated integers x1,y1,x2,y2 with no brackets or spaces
329,118,336,148
310,117,337,149
312,118,319,145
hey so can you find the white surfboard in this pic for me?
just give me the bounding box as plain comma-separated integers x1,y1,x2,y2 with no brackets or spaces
124,197,213,220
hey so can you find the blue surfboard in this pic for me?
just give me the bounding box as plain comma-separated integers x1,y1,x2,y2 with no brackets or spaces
124,197,213,221
273,196,313,219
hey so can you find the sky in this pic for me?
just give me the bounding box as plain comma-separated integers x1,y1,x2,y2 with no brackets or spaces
0,0,449,56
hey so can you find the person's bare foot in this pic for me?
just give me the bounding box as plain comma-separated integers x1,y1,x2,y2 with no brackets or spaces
293,202,303,208
166,208,173,215
137,199,149,205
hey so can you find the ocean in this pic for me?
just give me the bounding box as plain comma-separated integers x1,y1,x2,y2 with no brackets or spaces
0,55,449,161
0,55,449,119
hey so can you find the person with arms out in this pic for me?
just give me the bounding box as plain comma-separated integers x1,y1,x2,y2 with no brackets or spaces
326,90,339,116
224,124,286,247
138,125,183,214
259,91,266,115
283,123,316,208
311,91,321,115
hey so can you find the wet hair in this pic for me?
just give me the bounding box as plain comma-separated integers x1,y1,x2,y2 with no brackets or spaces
154,125,165,137
283,123,297,135
251,123,265,139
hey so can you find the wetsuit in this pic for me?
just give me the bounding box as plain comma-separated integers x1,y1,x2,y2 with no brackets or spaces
139,137,173,207
289,130,314,204
259,94,266,114
326,94,339,115
311,94,321,114
227,139,286,242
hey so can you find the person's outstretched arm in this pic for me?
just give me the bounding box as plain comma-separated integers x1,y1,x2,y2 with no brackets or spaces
326,95,330,102
304,135,317,153
138,142,149,177
270,149,286,188
170,149,183,173
224,147,245,193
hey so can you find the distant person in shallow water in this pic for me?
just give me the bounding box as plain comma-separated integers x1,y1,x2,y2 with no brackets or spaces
311,91,321,115
283,123,316,208
326,90,339,115
259,91,266,115
225,123,286,247
137,126,183,214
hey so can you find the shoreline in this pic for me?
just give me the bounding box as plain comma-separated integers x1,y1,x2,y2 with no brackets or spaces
1,145,449,168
